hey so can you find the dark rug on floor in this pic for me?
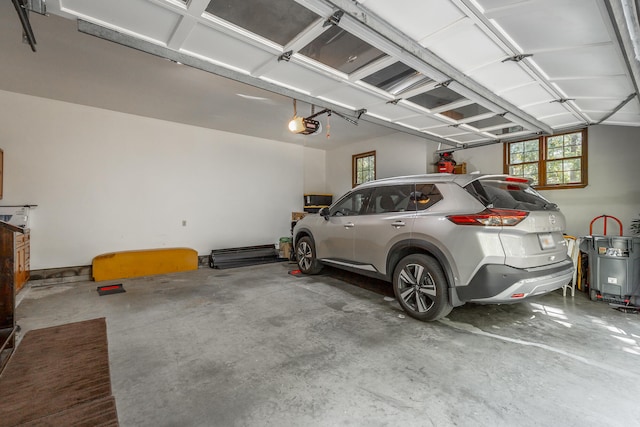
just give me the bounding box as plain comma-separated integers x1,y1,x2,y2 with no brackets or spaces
0,318,118,427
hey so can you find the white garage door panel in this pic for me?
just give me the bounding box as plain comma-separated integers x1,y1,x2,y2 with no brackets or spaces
533,46,626,79
366,103,425,122
448,133,488,144
61,0,181,43
560,77,633,99
320,85,388,110
182,24,275,73
574,99,626,112
396,114,450,130
487,0,610,52
605,100,640,125
501,83,555,107
420,20,506,72
426,125,468,137
521,102,569,118
260,62,343,96
469,62,536,93
536,113,583,128
361,0,466,42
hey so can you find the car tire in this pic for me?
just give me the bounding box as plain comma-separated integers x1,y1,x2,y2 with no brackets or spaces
393,254,452,321
296,236,323,275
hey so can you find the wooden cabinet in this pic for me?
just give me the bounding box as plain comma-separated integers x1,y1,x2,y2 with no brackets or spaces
1,221,26,374
15,230,30,293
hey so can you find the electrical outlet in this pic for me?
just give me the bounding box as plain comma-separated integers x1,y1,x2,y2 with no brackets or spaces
182,220,187,226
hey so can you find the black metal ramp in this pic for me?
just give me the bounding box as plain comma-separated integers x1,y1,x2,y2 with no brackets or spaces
209,244,281,269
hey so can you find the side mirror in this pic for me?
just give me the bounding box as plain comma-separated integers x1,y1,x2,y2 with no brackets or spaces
319,207,330,220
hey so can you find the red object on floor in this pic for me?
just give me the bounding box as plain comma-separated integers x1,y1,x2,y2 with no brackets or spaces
96,284,125,296
288,270,302,276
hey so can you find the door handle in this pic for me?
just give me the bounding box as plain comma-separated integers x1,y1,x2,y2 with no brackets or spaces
344,222,355,229
391,221,405,229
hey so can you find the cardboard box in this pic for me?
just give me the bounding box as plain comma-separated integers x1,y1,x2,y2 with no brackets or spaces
292,212,308,221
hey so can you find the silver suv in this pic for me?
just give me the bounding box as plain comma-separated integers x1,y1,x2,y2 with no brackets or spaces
293,174,574,321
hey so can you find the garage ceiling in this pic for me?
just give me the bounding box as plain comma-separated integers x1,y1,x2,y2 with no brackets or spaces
3,0,640,149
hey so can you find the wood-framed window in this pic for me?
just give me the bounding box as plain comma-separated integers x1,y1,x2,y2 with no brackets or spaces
504,129,588,190
352,150,376,187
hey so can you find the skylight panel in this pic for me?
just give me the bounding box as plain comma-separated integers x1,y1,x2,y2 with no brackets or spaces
491,125,525,136
439,103,491,121
407,86,465,110
360,61,433,95
205,0,319,46
298,25,386,74
467,115,511,130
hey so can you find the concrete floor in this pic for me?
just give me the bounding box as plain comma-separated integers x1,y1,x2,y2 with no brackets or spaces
15,262,640,427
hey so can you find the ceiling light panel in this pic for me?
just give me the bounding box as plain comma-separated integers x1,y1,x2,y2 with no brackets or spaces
298,25,387,74
204,0,319,46
181,24,276,72
61,0,181,42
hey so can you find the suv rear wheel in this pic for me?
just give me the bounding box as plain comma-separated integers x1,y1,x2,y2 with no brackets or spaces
393,254,452,321
296,236,323,274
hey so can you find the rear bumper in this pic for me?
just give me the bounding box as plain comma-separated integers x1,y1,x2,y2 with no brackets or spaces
456,259,574,304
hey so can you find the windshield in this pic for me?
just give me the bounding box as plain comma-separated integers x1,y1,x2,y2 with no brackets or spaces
465,178,558,211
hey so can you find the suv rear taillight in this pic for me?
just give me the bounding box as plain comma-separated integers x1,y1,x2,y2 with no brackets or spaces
447,208,529,226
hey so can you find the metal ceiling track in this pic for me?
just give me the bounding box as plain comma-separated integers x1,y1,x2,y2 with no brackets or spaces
299,0,554,136
77,20,459,147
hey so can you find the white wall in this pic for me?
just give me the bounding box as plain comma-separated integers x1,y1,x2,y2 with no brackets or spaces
449,143,503,175
324,125,640,237
539,126,640,236
0,90,308,269
303,147,327,194
325,132,437,198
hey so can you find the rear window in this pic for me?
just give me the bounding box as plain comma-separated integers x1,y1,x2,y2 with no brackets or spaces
465,178,558,211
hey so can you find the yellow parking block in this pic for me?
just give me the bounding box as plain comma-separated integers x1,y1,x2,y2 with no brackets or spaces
92,248,198,281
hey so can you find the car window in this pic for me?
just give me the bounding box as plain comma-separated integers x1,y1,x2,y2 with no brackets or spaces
366,185,414,214
330,188,372,216
465,178,559,211
408,184,443,211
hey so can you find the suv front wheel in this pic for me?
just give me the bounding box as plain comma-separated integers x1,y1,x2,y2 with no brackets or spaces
393,254,452,321
296,236,323,274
